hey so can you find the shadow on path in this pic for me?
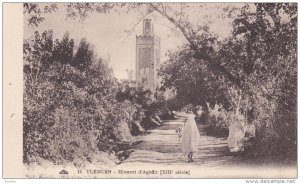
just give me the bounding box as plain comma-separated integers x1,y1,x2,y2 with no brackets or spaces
117,117,249,168
113,118,297,178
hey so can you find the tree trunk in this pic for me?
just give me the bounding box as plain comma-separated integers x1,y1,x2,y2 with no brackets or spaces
199,98,209,124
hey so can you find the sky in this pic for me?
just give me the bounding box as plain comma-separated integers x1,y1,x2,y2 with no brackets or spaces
24,3,243,80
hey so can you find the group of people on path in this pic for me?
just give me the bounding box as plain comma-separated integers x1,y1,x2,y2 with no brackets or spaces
174,108,245,162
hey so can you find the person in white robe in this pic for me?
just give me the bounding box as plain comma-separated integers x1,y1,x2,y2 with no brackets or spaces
227,114,245,153
181,109,200,162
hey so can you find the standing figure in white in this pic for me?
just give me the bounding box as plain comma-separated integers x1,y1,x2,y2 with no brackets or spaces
181,108,200,162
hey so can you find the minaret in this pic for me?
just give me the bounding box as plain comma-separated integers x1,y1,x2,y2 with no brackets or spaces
136,19,161,92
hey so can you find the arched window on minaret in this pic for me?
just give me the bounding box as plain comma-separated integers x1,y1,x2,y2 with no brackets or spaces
145,22,150,29
143,19,153,36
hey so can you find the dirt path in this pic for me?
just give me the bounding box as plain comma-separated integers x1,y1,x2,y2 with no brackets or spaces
118,117,240,167
114,117,296,178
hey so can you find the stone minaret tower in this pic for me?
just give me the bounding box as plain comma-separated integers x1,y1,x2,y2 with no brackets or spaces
136,19,161,92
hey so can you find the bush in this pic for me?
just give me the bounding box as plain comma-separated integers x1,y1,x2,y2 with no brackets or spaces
205,105,230,137
23,30,141,166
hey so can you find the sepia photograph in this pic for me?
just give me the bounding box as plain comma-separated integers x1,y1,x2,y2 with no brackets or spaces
2,2,298,180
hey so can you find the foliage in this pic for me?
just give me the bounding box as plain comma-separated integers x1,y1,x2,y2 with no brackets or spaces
23,3,58,26
23,31,142,165
23,3,116,26
116,81,167,133
159,46,231,110
157,3,296,159
226,3,296,159
23,2,297,161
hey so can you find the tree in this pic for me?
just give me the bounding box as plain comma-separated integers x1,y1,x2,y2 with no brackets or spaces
225,3,297,158
159,46,232,123
157,3,296,159
23,30,141,164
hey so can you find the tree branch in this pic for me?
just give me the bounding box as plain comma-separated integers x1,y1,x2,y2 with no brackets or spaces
148,3,242,87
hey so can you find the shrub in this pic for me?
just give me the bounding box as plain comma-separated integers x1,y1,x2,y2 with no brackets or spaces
205,105,230,137
23,30,140,166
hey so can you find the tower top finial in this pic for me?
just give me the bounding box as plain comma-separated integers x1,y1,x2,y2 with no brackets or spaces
143,19,153,36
